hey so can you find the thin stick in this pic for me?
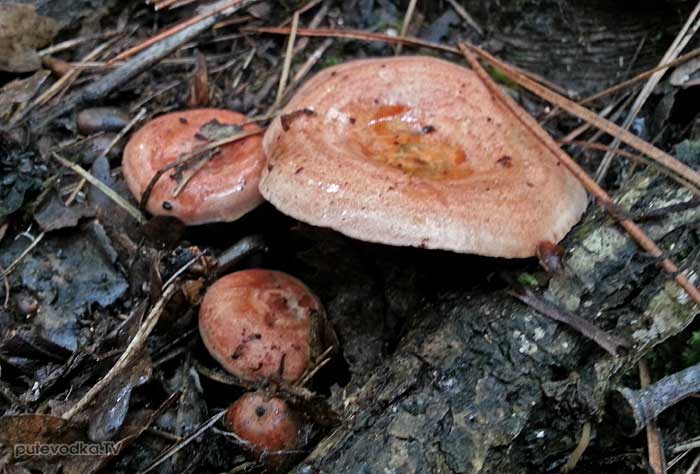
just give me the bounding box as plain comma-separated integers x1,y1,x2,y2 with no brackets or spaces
558,104,615,143
109,0,244,64
52,153,146,224
395,0,418,55
292,1,328,54
38,32,121,56
510,289,628,357
595,1,700,182
139,410,226,474
12,40,115,127
248,26,570,95
65,108,147,205
460,44,700,306
579,48,700,106
292,37,333,84
445,0,483,35
279,0,324,26
672,437,700,454
561,140,700,196
297,345,334,387
0,263,9,308
251,25,458,52
463,43,700,193
33,41,114,109
276,38,334,106
139,129,264,210
562,422,592,472
640,360,667,474
63,284,177,420
31,0,255,130
171,149,217,197
1,232,45,277
684,453,700,474
275,10,300,107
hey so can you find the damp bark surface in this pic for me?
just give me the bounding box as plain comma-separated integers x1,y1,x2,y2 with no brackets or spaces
287,168,700,474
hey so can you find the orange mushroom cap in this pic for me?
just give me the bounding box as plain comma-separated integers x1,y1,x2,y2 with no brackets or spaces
260,56,588,258
199,269,327,383
122,108,265,225
224,391,301,469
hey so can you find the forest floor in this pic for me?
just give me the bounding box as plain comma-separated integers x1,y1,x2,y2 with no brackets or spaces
1,1,700,473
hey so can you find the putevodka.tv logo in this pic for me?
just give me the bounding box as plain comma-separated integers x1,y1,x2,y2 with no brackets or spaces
13,441,119,457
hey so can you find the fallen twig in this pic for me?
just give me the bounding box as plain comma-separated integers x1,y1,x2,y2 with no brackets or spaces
0,263,10,308
30,0,255,130
246,26,573,96
396,0,418,55
275,10,300,108
561,140,700,196
462,43,700,192
613,362,700,435
215,234,267,275
639,360,667,474
63,284,178,420
109,0,246,64
65,107,147,205
459,44,700,306
139,128,263,211
580,47,700,106
562,422,592,473
1,232,45,278
595,0,700,182
139,410,226,474
445,0,483,35
37,31,121,57
52,153,147,224
509,288,628,357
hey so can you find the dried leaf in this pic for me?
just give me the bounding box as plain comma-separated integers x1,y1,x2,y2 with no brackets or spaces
34,192,94,232
188,52,209,107
195,119,242,141
87,353,152,442
0,4,60,72
0,69,50,121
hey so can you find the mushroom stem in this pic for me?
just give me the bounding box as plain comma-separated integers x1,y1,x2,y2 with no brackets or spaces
215,235,268,275
612,363,700,435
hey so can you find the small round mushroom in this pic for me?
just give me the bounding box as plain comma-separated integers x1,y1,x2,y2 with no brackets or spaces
260,56,588,258
122,108,265,225
224,391,302,469
199,269,333,383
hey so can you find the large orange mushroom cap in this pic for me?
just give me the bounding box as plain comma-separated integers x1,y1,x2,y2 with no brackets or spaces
123,108,265,225
260,56,588,258
199,269,327,383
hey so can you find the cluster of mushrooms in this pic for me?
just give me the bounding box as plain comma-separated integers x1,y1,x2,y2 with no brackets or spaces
121,56,588,469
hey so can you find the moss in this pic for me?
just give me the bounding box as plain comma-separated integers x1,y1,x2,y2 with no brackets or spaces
674,139,700,167
485,65,519,89
321,56,341,68
517,273,539,288
682,331,700,365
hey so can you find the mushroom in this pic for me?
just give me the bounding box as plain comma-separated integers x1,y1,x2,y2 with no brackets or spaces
260,56,588,258
122,108,265,225
198,269,334,383
224,391,302,469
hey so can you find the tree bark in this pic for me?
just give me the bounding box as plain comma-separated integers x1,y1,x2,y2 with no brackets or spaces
284,5,700,472
292,168,699,474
